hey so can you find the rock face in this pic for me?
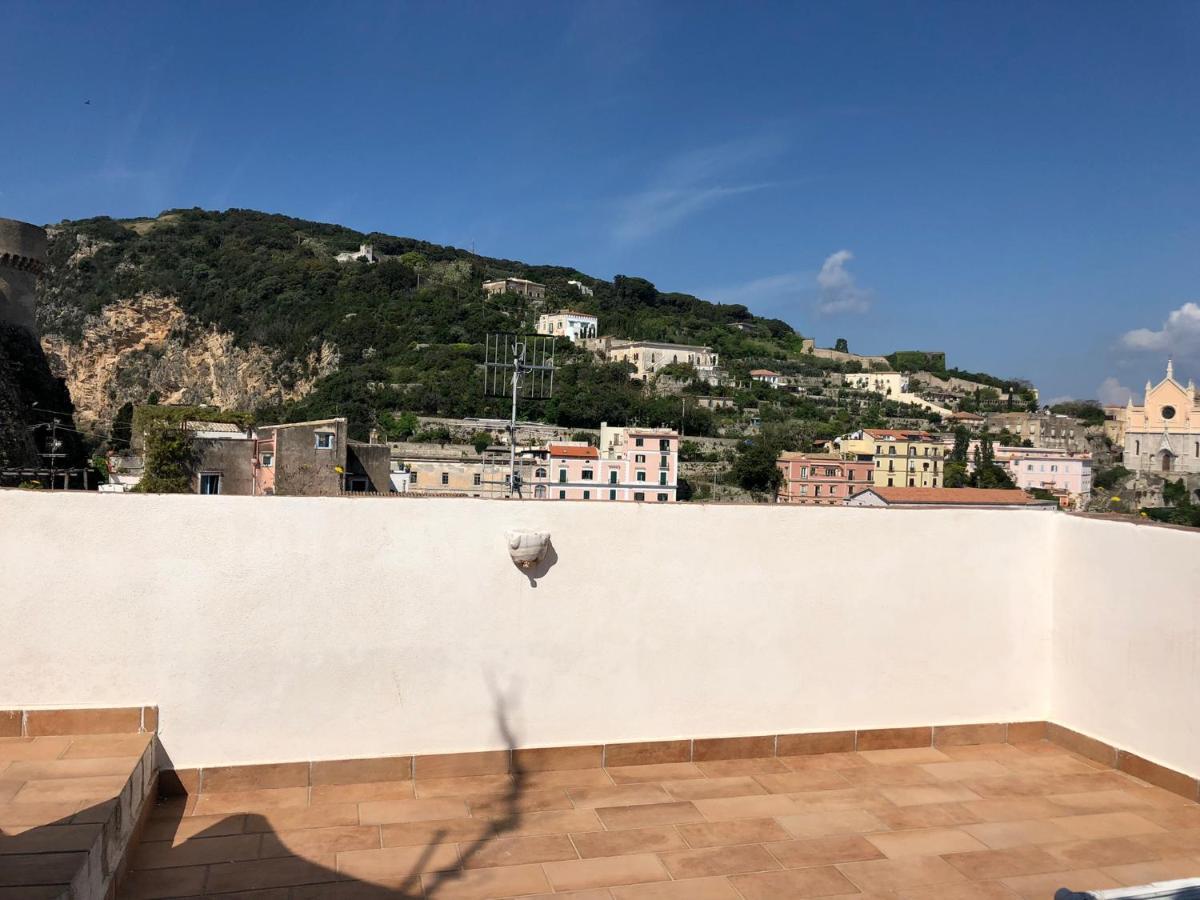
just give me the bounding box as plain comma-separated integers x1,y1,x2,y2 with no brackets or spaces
40,293,338,434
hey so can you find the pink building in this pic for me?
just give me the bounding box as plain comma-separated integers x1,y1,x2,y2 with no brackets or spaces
937,438,1093,508
528,423,679,502
776,452,875,505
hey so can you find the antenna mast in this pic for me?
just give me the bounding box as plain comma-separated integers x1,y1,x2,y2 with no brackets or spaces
483,333,555,497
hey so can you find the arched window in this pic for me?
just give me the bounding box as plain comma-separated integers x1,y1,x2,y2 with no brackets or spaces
534,468,547,478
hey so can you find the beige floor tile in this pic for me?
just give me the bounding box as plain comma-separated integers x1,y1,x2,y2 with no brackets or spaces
754,771,852,794
568,784,671,809
765,834,886,868
413,774,513,798
867,827,988,858
941,845,1069,880
999,867,1122,898
380,816,495,847
520,768,614,790
842,765,938,787
873,802,981,830
607,762,704,784
731,865,859,899
677,818,791,849
920,761,1010,781
358,797,469,825
132,833,262,869
896,882,1020,899
192,787,309,815
571,825,688,857
260,824,382,859
460,833,578,869
204,855,341,893
778,808,888,839
309,780,415,805
789,787,896,813
421,862,551,899
962,818,1076,849
243,804,361,833
1101,856,1200,885
859,748,951,766
779,752,869,772
611,876,740,898
961,798,1071,822
837,855,967,892
662,776,766,801
544,852,670,891
1047,836,1164,869
499,808,605,837
1050,811,1166,840
660,843,780,879
466,787,573,817
694,794,800,821
596,800,706,830
881,784,982,807
336,842,461,879
694,757,790,777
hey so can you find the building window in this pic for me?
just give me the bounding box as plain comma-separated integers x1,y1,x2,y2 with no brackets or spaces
660,455,669,469
799,466,808,479
659,439,670,451
887,477,894,487
830,485,838,495
260,452,274,468
657,493,668,502
558,469,567,483
558,490,566,499
634,492,645,501
815,485,822,496
582,469,594,480
636,471,646,482
535,468,547,478
889,446,896,455
635,437,644,447
848,470,854,480
199,473,221,495
411,472,418,484
908,478,915,486
441,472,449,485
635,454,645,463
315,432,335,449
609,489,617,500
608,470,617,484
659,472,667,485
800,485,807,496
473,473,481,486
583,490,590,500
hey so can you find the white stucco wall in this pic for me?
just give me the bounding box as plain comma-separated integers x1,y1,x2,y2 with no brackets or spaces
4,492,1053,768
1052,515,1200,778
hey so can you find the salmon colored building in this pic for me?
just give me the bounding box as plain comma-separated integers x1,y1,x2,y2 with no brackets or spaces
776,452,874,505
527,423,679,502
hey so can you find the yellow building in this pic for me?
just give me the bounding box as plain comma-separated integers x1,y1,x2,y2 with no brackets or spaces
835,428,943,489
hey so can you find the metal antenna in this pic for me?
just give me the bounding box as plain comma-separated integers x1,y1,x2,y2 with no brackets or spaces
483,333,555,497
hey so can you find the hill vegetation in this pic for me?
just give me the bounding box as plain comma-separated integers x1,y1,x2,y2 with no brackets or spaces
40,208,1027,445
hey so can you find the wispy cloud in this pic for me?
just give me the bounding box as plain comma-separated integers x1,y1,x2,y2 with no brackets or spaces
816,249,872,315
612,137,784,242
1096,377,1134,406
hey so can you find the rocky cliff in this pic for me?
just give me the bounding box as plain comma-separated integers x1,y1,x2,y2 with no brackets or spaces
40,292,338,434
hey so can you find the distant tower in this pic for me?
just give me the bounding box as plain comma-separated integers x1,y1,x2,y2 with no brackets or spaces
0,218,78,469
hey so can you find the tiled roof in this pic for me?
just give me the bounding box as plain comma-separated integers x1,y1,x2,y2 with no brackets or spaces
549,444,599,459
859,487,1038,506
750,369,781,377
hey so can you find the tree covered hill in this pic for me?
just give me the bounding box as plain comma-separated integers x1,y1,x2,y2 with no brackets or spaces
38,208,1023,443
36,208,823,437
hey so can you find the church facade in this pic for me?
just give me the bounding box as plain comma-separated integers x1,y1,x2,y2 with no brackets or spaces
1122,361,1200,475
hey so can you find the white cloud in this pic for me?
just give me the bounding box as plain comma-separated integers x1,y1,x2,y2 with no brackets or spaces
1096,377,1134,406
612,136,784,242
816,249,872,315
1120,302,1200,358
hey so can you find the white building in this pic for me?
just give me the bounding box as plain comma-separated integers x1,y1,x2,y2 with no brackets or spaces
335,244,379,264
750,369,785,387
603,339,720,383
567,279,594,297
482,277,546,299
1122,361,1200,475
536,310,598,343
846,371,908,397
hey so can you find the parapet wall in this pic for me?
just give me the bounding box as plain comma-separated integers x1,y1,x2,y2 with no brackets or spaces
2,494,1053,768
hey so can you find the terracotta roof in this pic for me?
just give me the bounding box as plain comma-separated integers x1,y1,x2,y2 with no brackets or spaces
549,443,599,459
750,369,781,377
856,487,1039,506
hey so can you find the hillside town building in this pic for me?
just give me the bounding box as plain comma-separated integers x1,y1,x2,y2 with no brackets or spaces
482,277,546,299
776,452,873,504
536,310,598,343
937,437,1093,508
567,279,594,296
835,428,943,488
1121,361,1200,474
750,369,784,387
334,243,379,264
986,410,1091,452
526,423,679,501
601,338,720,382
845,371,907,397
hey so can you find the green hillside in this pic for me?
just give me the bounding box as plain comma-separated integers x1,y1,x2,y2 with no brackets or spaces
39,208,1018,442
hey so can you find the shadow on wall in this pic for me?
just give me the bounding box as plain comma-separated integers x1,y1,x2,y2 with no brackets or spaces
0,699,527,898
521,540,558,588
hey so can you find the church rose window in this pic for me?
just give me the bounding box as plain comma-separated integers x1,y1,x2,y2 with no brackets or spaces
1162,405,1176,420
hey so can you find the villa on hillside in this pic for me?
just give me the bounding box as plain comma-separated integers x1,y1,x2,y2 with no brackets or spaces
482,277,546,299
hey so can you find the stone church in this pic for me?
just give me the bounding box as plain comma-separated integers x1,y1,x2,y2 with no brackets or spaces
1122,361,1200,474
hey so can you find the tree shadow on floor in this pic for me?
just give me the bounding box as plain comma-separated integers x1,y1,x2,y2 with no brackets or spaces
120,695,528,898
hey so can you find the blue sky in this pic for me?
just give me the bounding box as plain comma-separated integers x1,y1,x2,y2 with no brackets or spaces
5,1,1199,402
